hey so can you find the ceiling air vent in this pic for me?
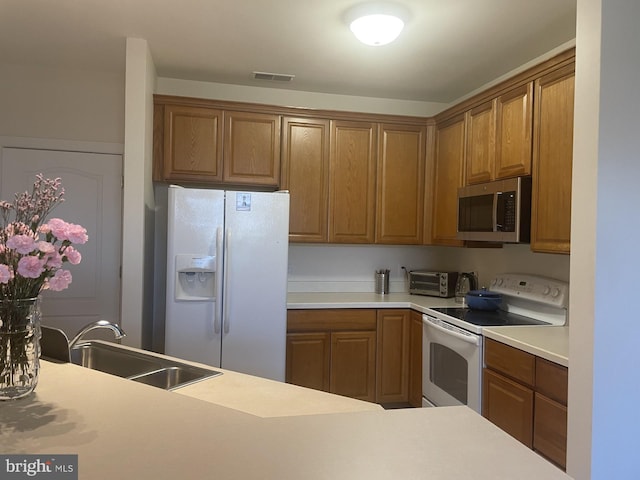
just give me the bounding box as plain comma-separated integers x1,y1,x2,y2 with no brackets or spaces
253,71,295,82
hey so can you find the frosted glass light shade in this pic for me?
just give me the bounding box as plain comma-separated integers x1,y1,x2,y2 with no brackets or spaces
350,14,405,46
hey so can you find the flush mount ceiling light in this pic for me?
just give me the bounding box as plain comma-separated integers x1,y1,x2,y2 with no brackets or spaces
346,2,409,46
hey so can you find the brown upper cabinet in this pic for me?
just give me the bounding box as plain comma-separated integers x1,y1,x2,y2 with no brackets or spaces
159,104,224,183
281,117,330,242
431,49,574,252
154,98,281,188
329,120,378,243
376,124,426,244
495,83,533,179
465,83,533,185
429,113,466,246
285,118,426,245
465,100,495,185
223,110,281,186
531,66,575,254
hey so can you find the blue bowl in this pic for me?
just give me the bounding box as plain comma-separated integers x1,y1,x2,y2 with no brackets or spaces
465,290,503,311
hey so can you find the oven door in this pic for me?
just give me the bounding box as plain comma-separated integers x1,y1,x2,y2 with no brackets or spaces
422,314,482,413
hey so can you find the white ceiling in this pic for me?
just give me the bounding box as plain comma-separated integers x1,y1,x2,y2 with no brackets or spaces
0,0,576,103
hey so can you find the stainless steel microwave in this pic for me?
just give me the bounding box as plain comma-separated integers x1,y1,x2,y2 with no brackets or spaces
457,177,532,243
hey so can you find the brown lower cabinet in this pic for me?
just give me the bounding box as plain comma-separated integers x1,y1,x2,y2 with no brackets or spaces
286,308,413,405
408,310,423,407
483,338,568,470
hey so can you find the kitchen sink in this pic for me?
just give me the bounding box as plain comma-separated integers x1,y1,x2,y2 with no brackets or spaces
129,366,218,390
69,341,221,390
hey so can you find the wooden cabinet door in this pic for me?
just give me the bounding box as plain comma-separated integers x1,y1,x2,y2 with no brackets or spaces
162,104,223,182
430,114,466,246
465,100,496,185
330,330,377,402
376,309,410,404
329,120,377,243
495,83,533,179
483,368,534,448
223,110,281,186
408,310,423,407
531,66,575,254
534,393,568,469
285,332,330,392
282,117,330,243
376,124,425,244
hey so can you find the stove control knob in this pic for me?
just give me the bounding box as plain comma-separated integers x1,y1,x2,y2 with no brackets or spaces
551,288,561,298
543,286,551,295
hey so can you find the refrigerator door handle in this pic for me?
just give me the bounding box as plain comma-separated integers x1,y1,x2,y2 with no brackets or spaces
223,228,231,334
214,227,223,334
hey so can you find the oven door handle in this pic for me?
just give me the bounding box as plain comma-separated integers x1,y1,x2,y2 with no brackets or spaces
423,316,480,346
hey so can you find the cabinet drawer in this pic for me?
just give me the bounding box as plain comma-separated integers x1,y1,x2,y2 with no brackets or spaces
534,393,567,469
287,309,377,332
482,368,534,448
484,338,535,386
535,357,568,405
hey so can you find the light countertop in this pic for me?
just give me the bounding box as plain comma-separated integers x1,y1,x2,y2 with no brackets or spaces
287,291,460,311
0,360,570,479
176,365,383,417
483,325,569,367
287,292,569,366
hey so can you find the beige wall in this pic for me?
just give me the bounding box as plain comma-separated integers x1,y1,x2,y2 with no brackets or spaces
121,38,157,349
0,63,124,143
156,77,447,117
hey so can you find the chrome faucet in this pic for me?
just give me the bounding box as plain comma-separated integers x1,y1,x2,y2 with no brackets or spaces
68,320,126,349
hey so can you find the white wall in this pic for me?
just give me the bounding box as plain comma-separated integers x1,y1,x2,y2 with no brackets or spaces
288,244,569,294
0,63,124,143
157,77,447,117
121,38,157,349
569,1,640,478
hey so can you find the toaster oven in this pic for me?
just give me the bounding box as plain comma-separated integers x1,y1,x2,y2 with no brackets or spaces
408,271,459,298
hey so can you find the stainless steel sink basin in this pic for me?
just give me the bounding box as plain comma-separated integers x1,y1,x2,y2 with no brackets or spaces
69,341,221,390
129,366,219,390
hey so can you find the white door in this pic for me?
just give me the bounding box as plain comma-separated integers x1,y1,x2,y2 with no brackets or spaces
221,191,289,381
0,147,122,339
164,186,224,366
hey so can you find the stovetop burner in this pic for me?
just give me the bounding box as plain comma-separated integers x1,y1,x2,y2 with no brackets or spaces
430,307,551,327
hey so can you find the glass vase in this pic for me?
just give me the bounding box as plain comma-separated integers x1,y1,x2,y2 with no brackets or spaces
0,297,41,400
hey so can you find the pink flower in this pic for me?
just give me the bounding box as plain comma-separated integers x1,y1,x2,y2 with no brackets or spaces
6,234,37,254
48,269,72,291
0,264,12,284
43,218,67,239
37,241,56,254
44,251,63,269
44,218,88,244
64,247,82,265
66,223,88,244
17,256,45,279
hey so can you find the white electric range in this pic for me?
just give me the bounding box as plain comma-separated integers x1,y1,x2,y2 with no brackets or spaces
421,273,568,413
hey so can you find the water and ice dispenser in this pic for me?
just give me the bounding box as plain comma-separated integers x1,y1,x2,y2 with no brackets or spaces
174,254,217,301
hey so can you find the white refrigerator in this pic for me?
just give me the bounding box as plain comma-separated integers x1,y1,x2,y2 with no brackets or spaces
164,185,290,381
